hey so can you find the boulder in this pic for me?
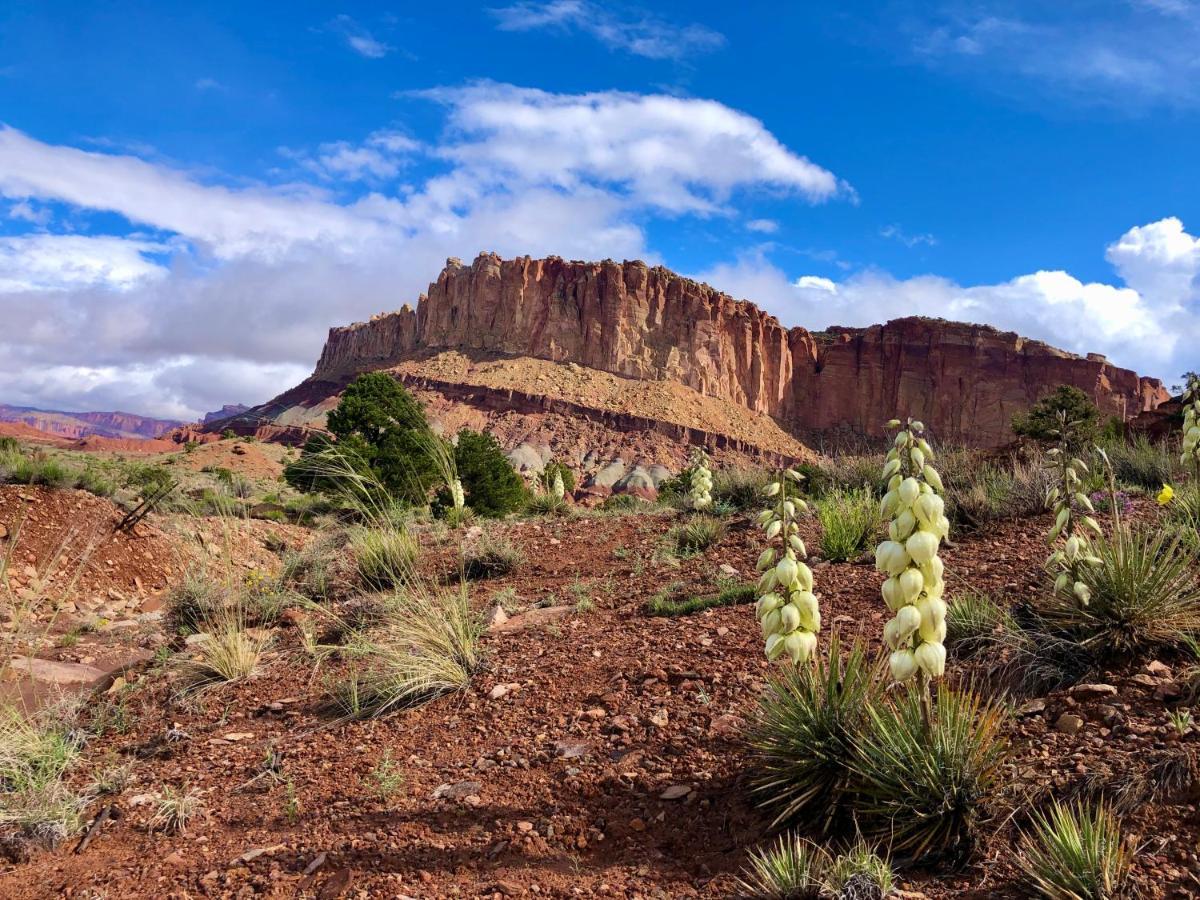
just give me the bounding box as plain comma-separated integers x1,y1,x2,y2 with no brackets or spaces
586,460,627,489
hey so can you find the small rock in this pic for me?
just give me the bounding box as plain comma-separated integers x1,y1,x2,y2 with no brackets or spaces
718,563,738,577
432,780,482,801
222,732,254,742
516,821,534,833
1155,681,1182,701
1148,660,1172,677
1131,674,1158,689
1015,699,1046,717
1056,713,1085,735
659,785,692,801
649,709,669,728
1070,683,1118,700
554,739,591,759
486,604,509,629
489,684,510,700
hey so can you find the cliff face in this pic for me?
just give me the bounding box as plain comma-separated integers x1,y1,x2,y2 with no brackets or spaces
0,405,184,440
298,252,1166,448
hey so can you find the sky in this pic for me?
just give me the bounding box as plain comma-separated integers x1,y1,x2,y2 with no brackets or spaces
0,0,1198,419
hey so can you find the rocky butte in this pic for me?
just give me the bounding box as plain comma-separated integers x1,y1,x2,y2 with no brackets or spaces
223,252,1168,453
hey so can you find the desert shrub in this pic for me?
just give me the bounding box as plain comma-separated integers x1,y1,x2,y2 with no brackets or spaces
75,466,116,497
1040,524,1200,656
526,492,569,516
711,467,772,511
736,834,828,899
332,587,481,717
350,527,418,590
946,590,1016,649
123,462,174,493
945,458,1054,530
228,474,254,499
1103,434,1177,491
820,454,880,497
749,638,882,834
0,450,75,490
655,469,692,506
816,487,879,561
1019,801,1131,900
463,532,523,579
164,570,224,635
670,515,725,555
824,841,895,900
0,702,88,850
1013,385,1100,449
452,429,527,518
0,437,18,453
286,374,441,505
176,608,271,692
849,684,1007,864
644,582,754,617
539,460,575,495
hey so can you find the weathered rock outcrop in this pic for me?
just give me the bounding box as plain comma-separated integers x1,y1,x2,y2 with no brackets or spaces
298,253,1166,448
0,404,185,440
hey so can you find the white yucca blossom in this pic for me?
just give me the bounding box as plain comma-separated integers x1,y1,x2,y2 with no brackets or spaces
1043,412,1102,607
552,471,566,500
689,448,714,511
1183,374,1200,482
755,468,819,664
450,478,465,510
876,418,950,683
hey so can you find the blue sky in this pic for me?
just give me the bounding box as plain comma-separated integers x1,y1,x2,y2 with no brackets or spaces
0,0,1197,417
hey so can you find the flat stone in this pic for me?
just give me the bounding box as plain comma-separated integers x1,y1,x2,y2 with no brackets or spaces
554,739,591,759
432,780,482,801
1070,683,1118,700
1015,699,1046,717
7,655,107,687
659,785,692,800
489,605,572,634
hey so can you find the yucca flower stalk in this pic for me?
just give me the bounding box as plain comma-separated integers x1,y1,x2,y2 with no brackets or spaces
551,470,565,500
1044,411,1103,608
688,447,713,511
876,418,951,688
1183,373,1200,485
755,468,819,664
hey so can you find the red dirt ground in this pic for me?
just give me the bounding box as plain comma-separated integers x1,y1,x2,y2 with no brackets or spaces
0,501,1196,898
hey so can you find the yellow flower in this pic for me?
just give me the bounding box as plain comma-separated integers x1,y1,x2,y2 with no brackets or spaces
1158,484,1175,505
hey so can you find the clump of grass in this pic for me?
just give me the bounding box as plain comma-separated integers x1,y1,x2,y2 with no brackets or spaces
149,786,203,834
712,467,772,512
736,833,828,899
946,590,1016,649
1104,434,1177,491
176,609,271,692
350,526,418,590
367,751,406,801
670,515,725,556
280,532,342,601
164,569,225,636
0,701,89,850
945,458,1055,531
849,684,1007,864
463,532,523,579
824,841,895,900
332,587,482,718
1166,485,1200,552
1019,801,1132,899
816,487,879,561
644,582,754,617
526,492,570,516
1040,524,1200,657
599,493,651,512
749,637,883,835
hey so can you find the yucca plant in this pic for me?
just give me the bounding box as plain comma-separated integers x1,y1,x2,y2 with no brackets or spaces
749,637,883,833
849,683,1007,864
687,447,714,510
754,468,819,664
1040,524,1200,656
817,487,880,562
332,586,482,718
672,515,726,556
350,526,419,590
1019,801,1132,899
526,491,569,516
735,833,829,899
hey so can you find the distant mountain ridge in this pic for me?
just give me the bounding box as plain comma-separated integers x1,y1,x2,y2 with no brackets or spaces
0,404,186,440
202,404,250,425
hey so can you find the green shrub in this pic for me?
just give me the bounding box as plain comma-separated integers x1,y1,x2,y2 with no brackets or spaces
75,467,116,497
452,429,527,518
1040,524,1200,657
463,532,523,579
0,437,18,453
350,527,418,590
820,455,879,497
816,487,878,561
670,515,725,555
1013,385,1100,449
711,467,771,511
849,684,1007,863
1019,801,1131,900
286,373,441,506
749,638,882,834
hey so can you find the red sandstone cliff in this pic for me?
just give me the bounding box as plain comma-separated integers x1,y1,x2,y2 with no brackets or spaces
295,253,1166,449
0,405,185,441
